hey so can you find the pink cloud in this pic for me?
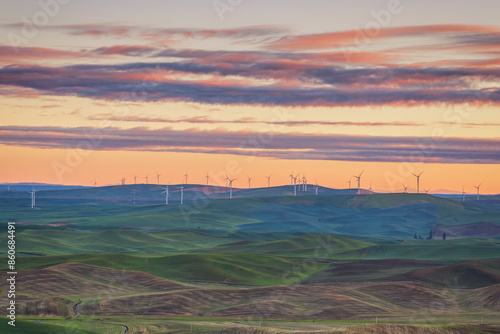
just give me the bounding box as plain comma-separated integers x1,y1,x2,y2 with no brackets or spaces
271,24,500,50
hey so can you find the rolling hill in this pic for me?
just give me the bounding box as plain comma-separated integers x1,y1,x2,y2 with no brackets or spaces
1,187,499,239
0,185,499,333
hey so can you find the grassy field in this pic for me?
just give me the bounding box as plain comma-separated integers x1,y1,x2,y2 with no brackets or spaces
5,314,500,334
0,252,328,285
0,187,499,333
364,238,500,261
1,188,499,238
0,229,240,256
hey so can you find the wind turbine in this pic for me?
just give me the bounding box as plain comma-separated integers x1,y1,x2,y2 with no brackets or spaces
347,177,352,189
302,174,307,191
314,180,319,195
184,171,188,185
474,184,481,200
133,174,137,184
353,171,364,195
121,177,126,186
247,176,252,189
225,174,229,188
205,172,210,186
31,189,35,208
266,175,271,188
369,182,373,194
462,187,466,202
289,171,294,186
293,173,300,196
402,183,409,193
93,180,97,187
145,174,149,184
412,171,424,194
228,178,237,199
156,172,161,185
161,185,170,205
423,188,430,194
27,186,37,209
179,184,184,204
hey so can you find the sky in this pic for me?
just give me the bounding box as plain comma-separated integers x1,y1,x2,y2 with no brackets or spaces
0,0,499,193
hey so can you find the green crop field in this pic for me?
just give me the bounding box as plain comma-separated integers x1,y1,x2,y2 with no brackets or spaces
1,187,499,333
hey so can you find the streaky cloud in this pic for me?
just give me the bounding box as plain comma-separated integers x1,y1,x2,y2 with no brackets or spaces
1,125,499,164
0,63,498,107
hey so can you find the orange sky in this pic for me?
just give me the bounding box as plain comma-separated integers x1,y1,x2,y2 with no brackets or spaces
0,1,499,194
1,144,498,194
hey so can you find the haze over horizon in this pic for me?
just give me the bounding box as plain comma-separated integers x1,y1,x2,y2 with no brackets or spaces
1,0,499,193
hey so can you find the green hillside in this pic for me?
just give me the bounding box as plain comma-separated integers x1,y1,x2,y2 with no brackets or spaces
1,189,499,238
0,229,240,256
364,238,500,261
0,253,327,285
203,233,375,258
0,319,97,334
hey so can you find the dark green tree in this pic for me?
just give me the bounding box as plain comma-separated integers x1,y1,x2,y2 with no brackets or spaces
414,233,417,239
443,232,446,240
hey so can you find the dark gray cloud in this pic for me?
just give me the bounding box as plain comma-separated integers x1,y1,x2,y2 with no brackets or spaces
0,62,499,106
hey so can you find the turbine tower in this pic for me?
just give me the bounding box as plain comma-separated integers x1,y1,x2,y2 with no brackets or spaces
314,180,319,195
28,186,37,209
145,174,149,184
179,184,184,204
353,171,364,195
369,182,373,194
93,180,97,187
133,174,137,184
474,184,481,200
205,172,210,186
347,177,351,189
266,175,271,188
228,178,237,199
161,185,170,205
462,187,466,202
156,172,161,185
225,174,229,188
31,189,35,208
293,173,300,196
402,184,409,193
184,171,188,185
289,171,294,185
121,177,126,186
412,171,424,194
247,176,252,189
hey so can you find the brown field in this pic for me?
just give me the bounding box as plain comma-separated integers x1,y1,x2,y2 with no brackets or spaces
3,262,499,322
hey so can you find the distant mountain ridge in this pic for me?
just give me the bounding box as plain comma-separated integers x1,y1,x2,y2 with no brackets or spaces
1,182,498,196
0,183,88,191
